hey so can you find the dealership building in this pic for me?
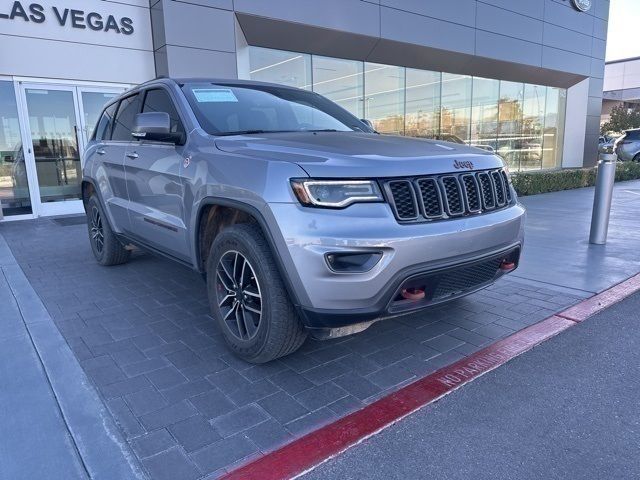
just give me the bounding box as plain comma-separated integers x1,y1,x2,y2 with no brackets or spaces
0,0,609,220
602,56,640,125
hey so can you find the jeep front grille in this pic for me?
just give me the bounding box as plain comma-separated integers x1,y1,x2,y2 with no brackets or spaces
416,178,443,218
384,168,512,223
388,180,418,219
441,176,465,216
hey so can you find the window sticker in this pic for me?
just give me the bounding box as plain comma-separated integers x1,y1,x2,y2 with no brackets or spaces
193,88,238,103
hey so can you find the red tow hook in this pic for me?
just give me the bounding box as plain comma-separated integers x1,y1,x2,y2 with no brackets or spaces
500,260,516,272
401,287,426,301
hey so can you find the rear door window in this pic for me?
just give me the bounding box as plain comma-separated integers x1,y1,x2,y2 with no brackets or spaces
111,94,141,141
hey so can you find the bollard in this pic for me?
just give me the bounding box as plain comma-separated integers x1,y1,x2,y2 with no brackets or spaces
589,152,617,245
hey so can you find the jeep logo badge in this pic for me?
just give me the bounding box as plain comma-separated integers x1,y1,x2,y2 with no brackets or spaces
571,0,591,12
453,160,474,170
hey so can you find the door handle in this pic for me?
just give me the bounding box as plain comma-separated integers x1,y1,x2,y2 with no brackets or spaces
126,151,139,159
96,148,106,155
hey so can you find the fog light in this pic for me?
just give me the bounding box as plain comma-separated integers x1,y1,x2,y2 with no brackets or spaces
325,252,382,273
500,260,516,271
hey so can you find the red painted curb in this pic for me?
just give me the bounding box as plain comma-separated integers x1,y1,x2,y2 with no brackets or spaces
222,315,574,480
557,273,640,322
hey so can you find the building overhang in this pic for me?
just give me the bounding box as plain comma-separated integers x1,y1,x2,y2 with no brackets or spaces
236,12,587,89
603,88,640,102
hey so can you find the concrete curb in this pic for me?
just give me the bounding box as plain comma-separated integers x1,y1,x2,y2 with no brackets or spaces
557,273,640,322
0,233,147,480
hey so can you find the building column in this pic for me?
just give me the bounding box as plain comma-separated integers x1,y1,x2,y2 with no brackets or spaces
562,78,589,168
151,0,238,79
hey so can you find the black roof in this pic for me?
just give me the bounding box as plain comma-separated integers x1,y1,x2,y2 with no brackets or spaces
104,77,308,109
142,77,300,90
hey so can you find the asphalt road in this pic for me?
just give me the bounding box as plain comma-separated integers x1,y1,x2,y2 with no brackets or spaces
304,292,640,480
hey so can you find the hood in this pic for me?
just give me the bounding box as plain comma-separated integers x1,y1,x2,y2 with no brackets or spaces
214,131,503,178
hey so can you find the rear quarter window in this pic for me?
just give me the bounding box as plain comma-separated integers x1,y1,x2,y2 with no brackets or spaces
94,103,118,141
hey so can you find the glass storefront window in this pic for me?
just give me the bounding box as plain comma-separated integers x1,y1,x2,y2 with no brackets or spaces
405,69,440,139
497,81,524,170
248,47,312,90
542,87,566,169
520,84,547,171
364,63,405,135
440,73,472,143
312,56,364,118
245,46,567,172
0,81,31,216
470,77,499,151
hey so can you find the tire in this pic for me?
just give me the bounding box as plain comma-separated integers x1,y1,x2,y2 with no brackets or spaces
633,153,640,163
87,195,130,266
207,223,307,363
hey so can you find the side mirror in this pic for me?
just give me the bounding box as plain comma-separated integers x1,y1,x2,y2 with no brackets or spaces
360,118,374,130
132,112,182,144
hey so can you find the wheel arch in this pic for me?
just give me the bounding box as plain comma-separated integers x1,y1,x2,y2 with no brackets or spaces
81,177,125,237
81,178,98,210
194,197,305,308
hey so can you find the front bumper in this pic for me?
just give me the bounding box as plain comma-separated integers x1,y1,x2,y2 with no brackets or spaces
300,244,520,329
265,201,526,328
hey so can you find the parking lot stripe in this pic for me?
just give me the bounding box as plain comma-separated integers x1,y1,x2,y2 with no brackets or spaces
557,273,640,322
222,315,574,480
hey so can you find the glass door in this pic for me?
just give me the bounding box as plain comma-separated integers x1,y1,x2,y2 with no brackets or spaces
16,83,122,217
0,81,32,217
19,84,83,216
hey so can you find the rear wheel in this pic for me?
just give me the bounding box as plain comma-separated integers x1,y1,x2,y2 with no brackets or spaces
207,223,307,363
87,195,130,266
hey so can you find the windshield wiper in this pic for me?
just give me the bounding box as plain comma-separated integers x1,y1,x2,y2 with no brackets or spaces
216,129,350,136
215,129,296,136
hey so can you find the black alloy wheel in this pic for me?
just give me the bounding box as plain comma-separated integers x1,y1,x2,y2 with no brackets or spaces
215,250,263,341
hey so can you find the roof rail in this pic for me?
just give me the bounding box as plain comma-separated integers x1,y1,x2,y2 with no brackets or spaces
136,76,174,88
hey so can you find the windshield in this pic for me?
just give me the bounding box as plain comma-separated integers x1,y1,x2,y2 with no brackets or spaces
181,82,371,136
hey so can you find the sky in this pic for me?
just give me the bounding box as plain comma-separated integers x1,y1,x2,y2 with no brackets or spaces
605,0,640,61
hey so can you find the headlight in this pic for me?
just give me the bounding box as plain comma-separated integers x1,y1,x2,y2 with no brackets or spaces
291,179,383,208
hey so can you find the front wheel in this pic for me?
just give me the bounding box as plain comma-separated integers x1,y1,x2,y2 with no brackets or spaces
86,195,130,266
206,223,307,363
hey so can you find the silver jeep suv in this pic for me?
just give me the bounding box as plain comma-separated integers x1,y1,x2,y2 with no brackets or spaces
82,78,525,363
